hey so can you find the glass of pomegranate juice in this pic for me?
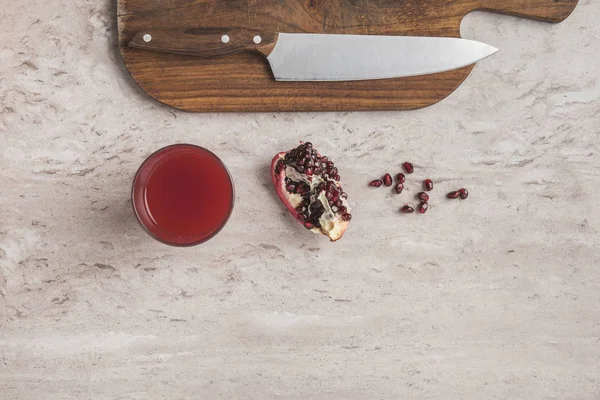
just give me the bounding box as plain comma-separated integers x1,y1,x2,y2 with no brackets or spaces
132,144,234,246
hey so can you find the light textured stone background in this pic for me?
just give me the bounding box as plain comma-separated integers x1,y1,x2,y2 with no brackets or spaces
1,1,599,399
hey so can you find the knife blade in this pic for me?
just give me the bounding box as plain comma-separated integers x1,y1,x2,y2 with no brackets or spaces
129,28,498,82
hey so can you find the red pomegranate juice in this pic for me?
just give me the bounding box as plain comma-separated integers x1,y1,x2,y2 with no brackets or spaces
132,144,234,246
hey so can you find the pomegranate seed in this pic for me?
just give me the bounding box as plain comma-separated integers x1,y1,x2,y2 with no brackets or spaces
395,183,404,194
335,199,343,207
424,179,433,191
397,173,405,183
459,188,469,199
305,167,313,176
400,205,414,213
369,179,383,187
276,160,286,173
417,192,429,202
338,206,347,214
383,173,393,187
341,213,352,221
303,221,315,229
418,202,429,214
447,191,460,199
286,183,296,192
402,162,414,174
325,192,333,200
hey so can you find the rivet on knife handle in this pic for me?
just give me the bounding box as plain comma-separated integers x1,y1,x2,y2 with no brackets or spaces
128,27,279,58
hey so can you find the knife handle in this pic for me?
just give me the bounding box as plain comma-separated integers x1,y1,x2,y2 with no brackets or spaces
128,28,279,58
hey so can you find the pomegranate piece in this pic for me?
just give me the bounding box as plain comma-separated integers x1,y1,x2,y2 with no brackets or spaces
271,142,351,241
424,179,433,191
369,179,383,188
400,205,415,214
447,191,460,199
395,183,404,194
418,202,429,214
417,192,429,202
459,188,469,199
402,162,414,174
397,173,406,183
383,173,393,187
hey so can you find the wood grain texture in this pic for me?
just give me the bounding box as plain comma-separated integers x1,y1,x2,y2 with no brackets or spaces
117,0,579,112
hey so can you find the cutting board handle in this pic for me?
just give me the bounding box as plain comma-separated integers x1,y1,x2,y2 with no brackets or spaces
472,0,579,22
129,28,279,58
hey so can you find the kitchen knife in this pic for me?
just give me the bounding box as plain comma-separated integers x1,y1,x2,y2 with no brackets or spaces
128,28,498,82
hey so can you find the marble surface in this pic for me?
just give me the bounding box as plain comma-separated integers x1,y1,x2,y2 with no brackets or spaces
1,1,599,399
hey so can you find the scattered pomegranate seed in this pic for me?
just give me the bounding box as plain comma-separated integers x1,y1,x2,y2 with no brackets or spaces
397,173,406,183
395,183,404,194
417,192,429,202
424,179,433,191
400,205,415,213
369,179,383,187
418,202,429,214
447,191,460,199
459,188,469,199
402,162,414,174
383,173,393,187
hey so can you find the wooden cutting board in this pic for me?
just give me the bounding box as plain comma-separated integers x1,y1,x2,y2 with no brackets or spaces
117,0,578,112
